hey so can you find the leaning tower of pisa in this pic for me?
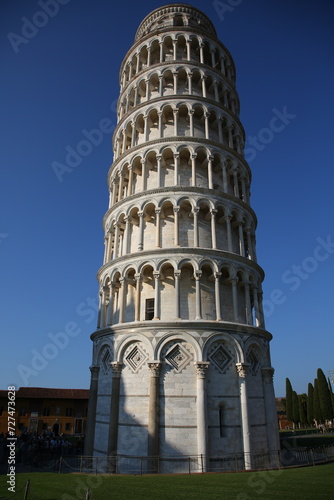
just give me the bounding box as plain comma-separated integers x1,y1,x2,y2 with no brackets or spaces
85,3,280,473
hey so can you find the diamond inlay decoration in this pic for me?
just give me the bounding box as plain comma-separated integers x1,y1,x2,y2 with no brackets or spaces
208,344,233,374
247,348,260,375
101,348,111,375
125,344,148,373
165,343,192,373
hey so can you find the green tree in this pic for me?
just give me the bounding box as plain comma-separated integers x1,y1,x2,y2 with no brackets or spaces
292,390,300,425
298,393,307,426
328,377,334,414
286,378,293,422
307,383,314,425
313,378,323,423
317,368,334,420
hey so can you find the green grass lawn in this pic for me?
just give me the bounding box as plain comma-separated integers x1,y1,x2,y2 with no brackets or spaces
1,463,333,500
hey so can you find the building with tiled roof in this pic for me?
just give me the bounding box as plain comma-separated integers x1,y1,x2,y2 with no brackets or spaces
0,387,89,436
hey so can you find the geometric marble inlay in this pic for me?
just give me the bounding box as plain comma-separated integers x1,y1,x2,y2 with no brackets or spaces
101,347,111,375
124,344,148,373
247,348,260,375
165,343,192,373
208,344,233,374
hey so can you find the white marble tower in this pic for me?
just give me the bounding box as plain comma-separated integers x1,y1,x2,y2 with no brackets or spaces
85,3,280,473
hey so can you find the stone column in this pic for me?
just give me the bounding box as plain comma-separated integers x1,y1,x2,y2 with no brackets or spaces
251,285,261,327
158,111,163,139
213,80,219,102
155,209,161,247
159,41,164,63
225,215,233,252
97,287,103,329
173,71,178,94
186,40,191,61
153,272,160,320
191,153,197,186
238,221,245,256
141,159,146,191
173,108,178,136
106,282,115,326
236,363,252,470
156,154,162,187
174,270,181,319
131,121,136,147
189,110,194,137
207,155,213,189
261,367,280,467
123,216,130,255
201,75,207,98
232,169,239,198
222,161,228,193
134,273,141,321
173,39,177,60
214,272,222,321
128,166,134,196
174,153,179,185
228,125,233,149
108,362,123,464
138,211,144,251
210,209,217,249
174,207,180,246
204,112,210,139
195,362,210,471
114,223,120,258
119,278,126,324
145,78,150,100
134,86,139,107
246,228,253,260
244,282,252,325
144,115,149,142
159,76,163,96
199,43,204,64
193,207,199,247
195,270,202,320
188,71,193,94
147,362,162,467
231,278,238,322
84,365,100,456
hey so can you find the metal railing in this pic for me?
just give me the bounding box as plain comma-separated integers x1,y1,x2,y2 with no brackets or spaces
20,444,334,475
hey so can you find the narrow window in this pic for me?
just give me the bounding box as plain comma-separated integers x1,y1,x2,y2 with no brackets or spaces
145,298,155,320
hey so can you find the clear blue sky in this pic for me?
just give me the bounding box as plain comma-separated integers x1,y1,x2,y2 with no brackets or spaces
1,0,333,398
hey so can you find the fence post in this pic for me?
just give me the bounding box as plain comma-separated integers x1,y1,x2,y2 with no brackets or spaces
23,479,30,500
140,456,143,476
188,456,191,474
80,455,83,473
58,456,62,474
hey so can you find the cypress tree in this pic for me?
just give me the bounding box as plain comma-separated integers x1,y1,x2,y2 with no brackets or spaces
328,377,334,414
285,378,293,422
292,390,300,425
307,383,314,425
298,394,307,426
317,368,334,420
314,378,323,423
